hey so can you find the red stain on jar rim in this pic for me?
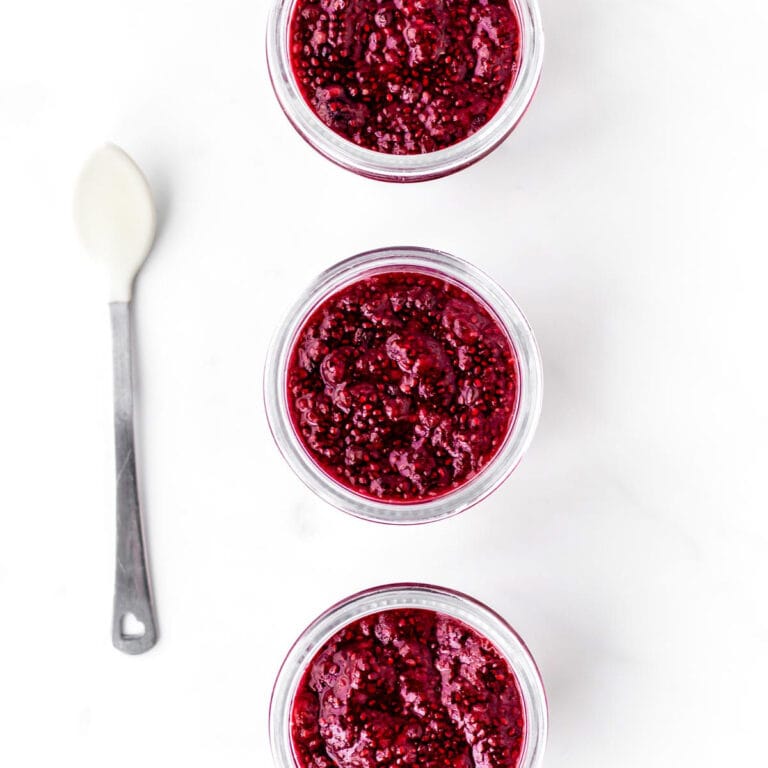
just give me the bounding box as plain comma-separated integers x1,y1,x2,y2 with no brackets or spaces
289,0,522,154
291,608,526,768
286,270,519,503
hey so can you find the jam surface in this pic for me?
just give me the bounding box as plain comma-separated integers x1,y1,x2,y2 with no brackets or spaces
287,271,518,502
288,0,521,154
291,608,526,768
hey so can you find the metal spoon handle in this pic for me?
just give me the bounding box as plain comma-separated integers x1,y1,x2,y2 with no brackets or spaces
110,301,158,654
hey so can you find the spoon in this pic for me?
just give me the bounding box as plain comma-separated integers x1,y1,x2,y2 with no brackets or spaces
74,144,159,654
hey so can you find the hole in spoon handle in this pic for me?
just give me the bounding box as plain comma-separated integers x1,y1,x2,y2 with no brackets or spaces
113,604,157,655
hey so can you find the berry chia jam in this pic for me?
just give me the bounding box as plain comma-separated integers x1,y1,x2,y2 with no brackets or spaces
290,607,526,768
286,271,519,503
288,0,522,154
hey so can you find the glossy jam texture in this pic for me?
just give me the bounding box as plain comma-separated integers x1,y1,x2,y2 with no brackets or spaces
291,608,526,768
286,270,518,503
288,0,522,154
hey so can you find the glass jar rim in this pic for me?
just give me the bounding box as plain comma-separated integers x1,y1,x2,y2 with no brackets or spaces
263,246,543,525
266,0,545,182
269,583,548,768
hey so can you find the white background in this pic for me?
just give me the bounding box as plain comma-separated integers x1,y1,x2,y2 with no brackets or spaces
1,0,766,765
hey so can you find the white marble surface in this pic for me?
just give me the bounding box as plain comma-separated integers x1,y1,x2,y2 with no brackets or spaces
0,1,766,766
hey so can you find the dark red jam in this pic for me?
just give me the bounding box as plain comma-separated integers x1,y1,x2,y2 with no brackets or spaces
291,608,526,768
288,0,522,154
286,270,518,503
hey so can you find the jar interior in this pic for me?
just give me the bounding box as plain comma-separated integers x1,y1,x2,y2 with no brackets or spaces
283,264,523,506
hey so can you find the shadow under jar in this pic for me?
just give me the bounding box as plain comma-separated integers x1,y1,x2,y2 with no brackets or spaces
270,584,548,768
266,0,544,181
264,247,542,524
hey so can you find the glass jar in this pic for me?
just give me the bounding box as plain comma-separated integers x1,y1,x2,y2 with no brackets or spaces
266,0,544,182
264,246,542,524
270,583,548,768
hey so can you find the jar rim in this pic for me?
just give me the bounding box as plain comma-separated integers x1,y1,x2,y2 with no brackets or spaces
266,0,545,182
263,246,543,524
269,583,548,768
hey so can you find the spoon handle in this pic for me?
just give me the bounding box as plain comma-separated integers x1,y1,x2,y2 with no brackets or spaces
109,301,158,654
